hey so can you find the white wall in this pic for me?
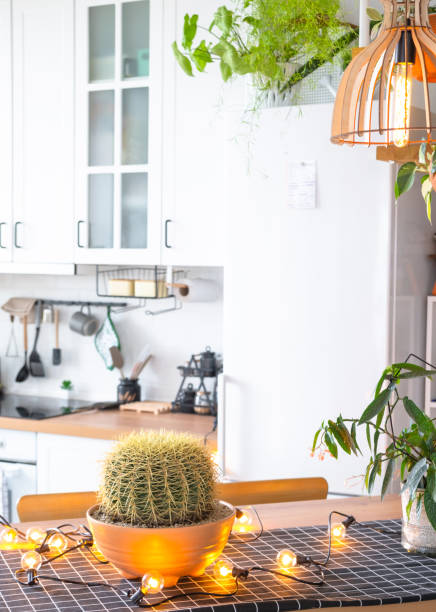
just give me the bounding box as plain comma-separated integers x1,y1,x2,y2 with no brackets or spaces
222,104,393,494
0,266,222,403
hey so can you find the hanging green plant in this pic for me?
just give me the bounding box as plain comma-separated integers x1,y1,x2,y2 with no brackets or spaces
172,0,357,100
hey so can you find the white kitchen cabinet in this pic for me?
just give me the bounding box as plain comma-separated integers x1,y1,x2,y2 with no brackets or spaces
74,0,163,265
12,0,75,264
37,433,115,494
160,0,226,266
0,0,12,263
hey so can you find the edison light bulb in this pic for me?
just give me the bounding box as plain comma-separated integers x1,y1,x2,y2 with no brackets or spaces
141,572,164,594
0,527,19,546
213,559,233,579
331,522,346,541
47,533,68,553
233,507,255,534
26,527,46,545
21,551,43,570
276,549,298,569
391,62,413,148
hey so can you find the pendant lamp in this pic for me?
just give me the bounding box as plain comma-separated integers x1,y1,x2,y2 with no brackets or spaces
331,0,436,147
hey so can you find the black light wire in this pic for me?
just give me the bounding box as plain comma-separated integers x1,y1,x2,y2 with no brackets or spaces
10,506,406,608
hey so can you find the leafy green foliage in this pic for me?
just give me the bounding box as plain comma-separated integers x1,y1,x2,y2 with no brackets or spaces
312,360,436,531
172,0,357,97
394,146,436,225
395,162,417,199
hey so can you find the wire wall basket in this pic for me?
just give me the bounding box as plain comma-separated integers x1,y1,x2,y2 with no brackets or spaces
95,266,185,315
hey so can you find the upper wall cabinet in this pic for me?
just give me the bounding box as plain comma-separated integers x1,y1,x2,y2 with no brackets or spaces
12,0,75,264
74,0,163,265
160,0,226,267
0,0,12,263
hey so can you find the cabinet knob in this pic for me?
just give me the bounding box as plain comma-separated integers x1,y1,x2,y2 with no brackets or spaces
0,222,6,249
14,222,23,248
164,219,172,249
0,441,5,448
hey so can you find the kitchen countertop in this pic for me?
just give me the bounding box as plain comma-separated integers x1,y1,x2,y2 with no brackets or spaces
0,409,217,445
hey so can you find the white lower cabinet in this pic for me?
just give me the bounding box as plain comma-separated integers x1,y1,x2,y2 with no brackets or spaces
36,433,115,494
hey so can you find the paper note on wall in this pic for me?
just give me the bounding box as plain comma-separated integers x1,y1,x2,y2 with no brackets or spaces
288,161,316,209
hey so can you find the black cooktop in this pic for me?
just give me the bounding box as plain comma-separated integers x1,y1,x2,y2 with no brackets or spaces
0,394,93,420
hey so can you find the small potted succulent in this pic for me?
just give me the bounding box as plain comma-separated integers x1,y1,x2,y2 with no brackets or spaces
87,431,235,586
60,380,73,402
313,360,436,554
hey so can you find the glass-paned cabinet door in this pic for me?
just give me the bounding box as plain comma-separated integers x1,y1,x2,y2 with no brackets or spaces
75,0,162,264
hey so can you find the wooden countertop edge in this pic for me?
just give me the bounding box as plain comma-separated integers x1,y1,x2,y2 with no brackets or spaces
0,411,217,446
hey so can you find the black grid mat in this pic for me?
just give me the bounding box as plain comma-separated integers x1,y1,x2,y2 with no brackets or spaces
1,520,436,612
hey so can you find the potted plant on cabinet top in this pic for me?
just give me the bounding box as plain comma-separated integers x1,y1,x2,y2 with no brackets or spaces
313,360,436,554
87,430,235,587
172,0,357,107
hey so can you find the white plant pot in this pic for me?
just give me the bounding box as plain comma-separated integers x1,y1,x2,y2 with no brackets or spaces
401,488,436,555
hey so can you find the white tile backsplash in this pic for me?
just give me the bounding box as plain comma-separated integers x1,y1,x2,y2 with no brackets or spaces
0,266,223,403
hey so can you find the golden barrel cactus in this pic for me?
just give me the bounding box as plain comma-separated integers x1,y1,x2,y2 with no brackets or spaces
99,430,217,527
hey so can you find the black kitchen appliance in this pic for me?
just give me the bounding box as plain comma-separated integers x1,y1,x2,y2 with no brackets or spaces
0,394,116,420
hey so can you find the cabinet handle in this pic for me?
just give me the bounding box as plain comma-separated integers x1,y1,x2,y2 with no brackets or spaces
0,223,6,249
0,441,4,448
14,222,23,248
164,219,172,249
77,220,86,248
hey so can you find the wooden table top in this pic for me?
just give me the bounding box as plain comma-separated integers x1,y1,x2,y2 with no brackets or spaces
16,494,433,611
0,408,216,445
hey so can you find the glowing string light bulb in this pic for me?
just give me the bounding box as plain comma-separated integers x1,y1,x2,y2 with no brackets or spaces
26,526,46,545
213,559,233,579
0,527,19,548
330,522,347,541
21,551,43,570
276,549,298,569
47,532,69,553
233,507,256,534
141,572,165,594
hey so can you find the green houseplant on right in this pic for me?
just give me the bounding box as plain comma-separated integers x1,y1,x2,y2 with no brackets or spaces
313,360,436,554
172,0,357,105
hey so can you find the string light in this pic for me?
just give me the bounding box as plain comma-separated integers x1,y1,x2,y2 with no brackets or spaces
276,549,298,569
47,533,69,553
141,572,165,594
331,523,347,541
21,551,42,570
233,507,257,534
26,527,46,545
213,559,233,579
0,527,19,547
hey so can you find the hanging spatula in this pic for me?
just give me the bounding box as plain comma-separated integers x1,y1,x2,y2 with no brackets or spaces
109,346,125,379
29,301,45,377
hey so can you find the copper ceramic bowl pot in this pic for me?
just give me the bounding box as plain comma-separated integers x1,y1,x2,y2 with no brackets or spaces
87,502,235,587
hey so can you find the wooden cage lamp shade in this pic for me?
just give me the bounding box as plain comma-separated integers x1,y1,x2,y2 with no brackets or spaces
331,0,436,147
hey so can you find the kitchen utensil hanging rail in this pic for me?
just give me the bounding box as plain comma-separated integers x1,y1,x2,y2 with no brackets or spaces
41,300,128,308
